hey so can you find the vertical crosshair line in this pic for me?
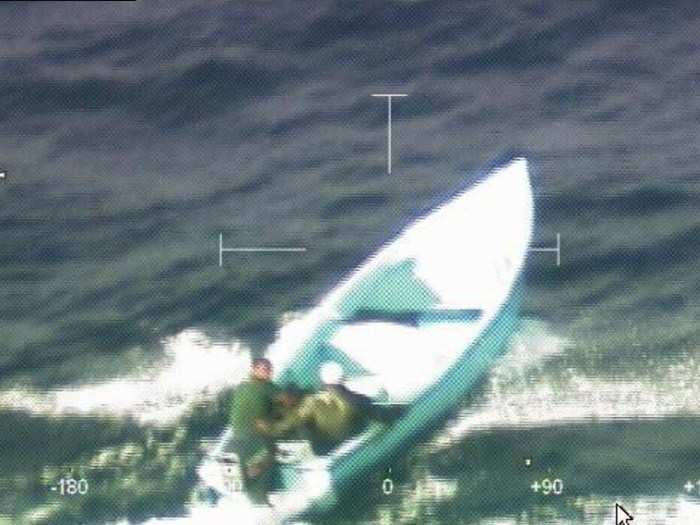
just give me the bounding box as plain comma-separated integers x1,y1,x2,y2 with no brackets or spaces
387,97,392,173
218,233,223,267
372,94,407,174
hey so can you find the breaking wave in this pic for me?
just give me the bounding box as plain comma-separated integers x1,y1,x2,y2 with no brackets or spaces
0,329,251,425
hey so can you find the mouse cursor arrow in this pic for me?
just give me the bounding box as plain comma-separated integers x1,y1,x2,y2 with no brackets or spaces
615,503,633,525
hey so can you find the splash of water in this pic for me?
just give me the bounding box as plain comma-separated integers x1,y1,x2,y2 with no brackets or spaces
433,319,700,449
106,497,296,525
0,329,251,425
468,495,700,525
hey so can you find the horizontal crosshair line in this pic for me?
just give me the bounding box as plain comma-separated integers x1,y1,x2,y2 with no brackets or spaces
218,233,307,266
221,247,307,252
529,233,561,266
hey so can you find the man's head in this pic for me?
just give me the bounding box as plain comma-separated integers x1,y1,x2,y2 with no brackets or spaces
251,357,273,381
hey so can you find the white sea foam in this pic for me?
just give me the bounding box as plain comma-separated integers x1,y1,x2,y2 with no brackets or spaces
11,319,700,525
109,490,700,525
433,320,700,449
468,495,700,525
371,485,700,525
0,329,251,425
105,498,292,525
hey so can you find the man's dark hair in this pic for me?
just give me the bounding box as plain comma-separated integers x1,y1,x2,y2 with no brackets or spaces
252,357,272,369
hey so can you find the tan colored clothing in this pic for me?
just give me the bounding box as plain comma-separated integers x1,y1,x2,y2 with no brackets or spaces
272,388,358,443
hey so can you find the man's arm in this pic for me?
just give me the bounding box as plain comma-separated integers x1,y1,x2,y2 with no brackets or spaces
257,398,313,437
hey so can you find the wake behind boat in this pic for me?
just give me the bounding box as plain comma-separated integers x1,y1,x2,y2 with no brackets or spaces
197,156,534,523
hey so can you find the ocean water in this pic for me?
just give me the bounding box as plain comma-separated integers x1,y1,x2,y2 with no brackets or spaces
1,1,700,524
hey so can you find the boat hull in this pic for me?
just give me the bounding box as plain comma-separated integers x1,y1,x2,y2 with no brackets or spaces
198,155,534,523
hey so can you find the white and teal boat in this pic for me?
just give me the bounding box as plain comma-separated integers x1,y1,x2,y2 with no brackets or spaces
198,156,534,523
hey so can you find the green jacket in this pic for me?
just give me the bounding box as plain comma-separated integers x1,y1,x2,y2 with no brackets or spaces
229,378,280,437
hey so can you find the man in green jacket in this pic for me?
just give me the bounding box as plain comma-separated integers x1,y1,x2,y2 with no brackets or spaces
229,357,280,503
